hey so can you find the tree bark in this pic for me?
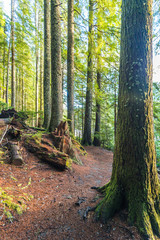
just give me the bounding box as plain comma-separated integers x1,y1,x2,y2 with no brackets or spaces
18,69,21,110
15,68,18,110
43,0,51,129
96,1,160,239
11,0,15,108
35,1,39,127
49,0,63,132
3,26,6,101
67,0,74,133
39,44,43,128
93,19,102,147
82,0,94,145
24,138,67,170
22,67,24,111
81,84,84,136
93,70,101,146
114,79,117,143
6,35,11,106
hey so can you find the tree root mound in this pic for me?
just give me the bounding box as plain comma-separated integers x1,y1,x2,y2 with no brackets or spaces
95,181,160,240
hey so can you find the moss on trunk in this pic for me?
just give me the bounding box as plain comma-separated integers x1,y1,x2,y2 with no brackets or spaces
95,0,160,239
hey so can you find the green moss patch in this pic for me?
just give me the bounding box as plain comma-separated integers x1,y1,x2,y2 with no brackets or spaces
0,187,33,222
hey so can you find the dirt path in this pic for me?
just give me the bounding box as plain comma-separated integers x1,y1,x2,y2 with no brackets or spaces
0,146,141,240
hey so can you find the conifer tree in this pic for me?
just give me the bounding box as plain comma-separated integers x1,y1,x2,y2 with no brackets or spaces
96,1,160,239
67,0,74,133
43,0,51,129
82,0,94,145
49,0,63,131
11,0,15,107
93,6,102,147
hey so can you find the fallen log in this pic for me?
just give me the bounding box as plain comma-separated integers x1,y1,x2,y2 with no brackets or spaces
0,108,28,121
29,126,46,131
8,142,24,166
0,109,29,129
0,118,11,126
24,136,71,170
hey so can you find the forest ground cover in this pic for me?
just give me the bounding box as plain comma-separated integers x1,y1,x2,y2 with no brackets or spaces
0,144,141,240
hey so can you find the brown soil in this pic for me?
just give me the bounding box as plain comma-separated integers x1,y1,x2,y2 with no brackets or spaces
0,145,141,240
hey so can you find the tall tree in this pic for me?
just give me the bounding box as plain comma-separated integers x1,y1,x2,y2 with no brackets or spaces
43,0,51,129
93,9,102,147
93,59,101,146
6,39,11,106
82,0,94,145
40,46,43,113
35,0,39,126
3,25,6,101
67,0,74,133
49,0,63,131
114,77,117,142
11,0,15,108
96,0,160,239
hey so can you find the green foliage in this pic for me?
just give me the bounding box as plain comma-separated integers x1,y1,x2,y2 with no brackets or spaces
0,0,121,137
66,158,72,168
0,187,33,222
0,101,9,111
153,0,160,54
25,131,43,145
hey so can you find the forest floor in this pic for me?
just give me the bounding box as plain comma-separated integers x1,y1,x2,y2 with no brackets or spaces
0,143,141,240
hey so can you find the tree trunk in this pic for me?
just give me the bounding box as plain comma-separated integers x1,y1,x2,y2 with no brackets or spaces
40,46,43,113
11,0,15,108
114,79,117,143
3,26,6,101
93,19,102,147
82,0,94,145
18,69,21,110
81,84,84,136
96,1,160,239
43,0,51,129
6,39,11,106
67,0,74,133
22,67,24,111
93,71,101,146
35,1,39,127
49,0,63,132
16,68,18,110
39,45,43,128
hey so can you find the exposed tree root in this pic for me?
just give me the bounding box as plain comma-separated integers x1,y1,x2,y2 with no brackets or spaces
128,197,160,240
95,182,160,240
95,182,123,222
